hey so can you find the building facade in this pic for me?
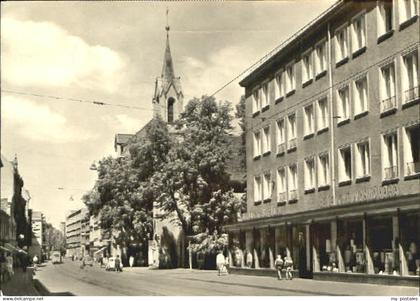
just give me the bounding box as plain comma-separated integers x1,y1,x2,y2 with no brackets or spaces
65,208,90,258
30,211,45,259
226,0,419,285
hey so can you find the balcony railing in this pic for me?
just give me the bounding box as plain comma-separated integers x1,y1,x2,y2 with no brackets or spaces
289,190,297,200
406,161,420,176
380,96,396,112
404,86,419,103
384,165,398,180
288,138,297,150
278,192,286,202
277,143,286,154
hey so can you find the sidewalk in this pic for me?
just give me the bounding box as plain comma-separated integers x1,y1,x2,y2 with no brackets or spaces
124,267,420,296
0,267,39,296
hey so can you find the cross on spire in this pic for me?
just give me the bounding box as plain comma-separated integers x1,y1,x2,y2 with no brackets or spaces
165,7,170,32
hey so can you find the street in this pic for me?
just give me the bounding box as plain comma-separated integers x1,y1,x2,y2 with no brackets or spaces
32,260,419,296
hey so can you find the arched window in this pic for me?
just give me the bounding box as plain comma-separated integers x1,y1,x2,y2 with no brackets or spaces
167,97,175,123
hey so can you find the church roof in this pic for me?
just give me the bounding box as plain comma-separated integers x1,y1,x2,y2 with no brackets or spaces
161,31,175,80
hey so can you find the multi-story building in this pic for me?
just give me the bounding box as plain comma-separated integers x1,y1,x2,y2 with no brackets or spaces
65,208,90,258
30,211,44,259
0,154,16,251
226,0,419,286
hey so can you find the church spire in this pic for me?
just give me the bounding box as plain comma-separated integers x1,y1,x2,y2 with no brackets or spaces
161,8,175,80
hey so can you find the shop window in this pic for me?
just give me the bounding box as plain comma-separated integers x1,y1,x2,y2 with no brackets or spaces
337,85,350,124
353,76,368,116
401,50,419,104
338,219,365,273
335,25,348,64
338,146,352,183
317,97,329,131
355,141,370,179
277,168,286,203
318,153,330,187
262,126,271,155
399,0,418,24
382,132,398,180
287,113,297,150
313,223,332,272
303,104,315,137
351,13,366,54
400,213,420,275
288,164,298,201
378,0,393,37
379,63,396,113
254,176,262,203
302,50,313,85
253,131,261,158
403,124,420,176
276,119,286,154
368,217,394,275
315,40,327,76
304,157,316,191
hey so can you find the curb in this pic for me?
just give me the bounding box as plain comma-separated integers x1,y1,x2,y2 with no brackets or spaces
33,278,51,296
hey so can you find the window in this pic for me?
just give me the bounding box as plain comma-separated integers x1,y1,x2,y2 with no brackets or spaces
276,119,286,154
338,146,352,183
286,63,295,94
302,50,313,84
253,131,261,158
261,83,269,109
380,63,396,112
303,104,315,136
254,176,263,203
277,168,286,202
288,164,298,200
262,126,271,154
382,132,398,180
287,113,297,150
354,76,368,115
318,153,330,187
317,97,329,131
315,40,327,76
252,89,261,114
355,141,370,179
275,71,285,100
337,85,350,123
378,0,393,36
268,78,276,105
402,51,419,103
335,26,348,63
263,173,272,201
351,13,366,53
167,98,175,123
403,124,420,176
399,0,418,24
304,157,316,191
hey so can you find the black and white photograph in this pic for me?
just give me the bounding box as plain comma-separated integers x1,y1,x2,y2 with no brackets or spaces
0,0,419,299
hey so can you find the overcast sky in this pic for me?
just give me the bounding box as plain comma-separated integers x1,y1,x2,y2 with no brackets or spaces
1,0,335,227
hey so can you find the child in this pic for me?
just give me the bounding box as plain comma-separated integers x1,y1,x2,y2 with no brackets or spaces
284,256,293,280
274,255,284,280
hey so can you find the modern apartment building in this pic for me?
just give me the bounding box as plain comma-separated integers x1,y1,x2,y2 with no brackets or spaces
226,0,419,286
65,208,90,258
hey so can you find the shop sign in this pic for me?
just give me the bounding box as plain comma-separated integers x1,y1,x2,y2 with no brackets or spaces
337,184,399,205
241,206,284,221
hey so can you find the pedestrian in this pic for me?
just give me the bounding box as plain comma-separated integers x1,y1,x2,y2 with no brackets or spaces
224,255,230,275
0,251,7,282
33,255,39,270
274,255,284,280
115,255,122,272
99,256,104,268
246,250,253,268
284,256,293,280
216,251,225,276
6,252,14,279
129,255,134,268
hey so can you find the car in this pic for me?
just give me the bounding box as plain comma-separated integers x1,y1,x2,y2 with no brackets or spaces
51,251,62,264
105,257,123,271
84,256,94,266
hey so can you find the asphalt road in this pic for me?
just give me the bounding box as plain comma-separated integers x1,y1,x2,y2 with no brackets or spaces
33,259,419,296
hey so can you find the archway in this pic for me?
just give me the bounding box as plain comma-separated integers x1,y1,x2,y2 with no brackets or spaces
167,97,175,123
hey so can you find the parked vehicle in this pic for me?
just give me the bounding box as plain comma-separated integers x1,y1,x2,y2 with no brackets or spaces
51,251,62,264
105,257,123,271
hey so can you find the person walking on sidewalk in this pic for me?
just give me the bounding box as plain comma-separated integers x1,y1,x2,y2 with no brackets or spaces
115,255,122,272
275,255,284,280
216,251,225,276
284,256,293,280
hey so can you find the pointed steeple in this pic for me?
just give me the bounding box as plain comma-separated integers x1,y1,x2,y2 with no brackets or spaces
161,21,175,79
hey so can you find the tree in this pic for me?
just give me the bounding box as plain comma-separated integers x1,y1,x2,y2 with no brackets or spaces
44,223,66,255
152,96,244,252
235,95,246,170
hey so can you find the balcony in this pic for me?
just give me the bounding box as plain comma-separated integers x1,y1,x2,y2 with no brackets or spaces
403,86,419,107
277,143,286,155
380,96,397,115
406,161,420,176
384,165,398,180
287,138,297,152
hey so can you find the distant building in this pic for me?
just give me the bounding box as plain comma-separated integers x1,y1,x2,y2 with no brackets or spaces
65,208,90,258
226,0,419,286
30,211,45,259
59,222,66,237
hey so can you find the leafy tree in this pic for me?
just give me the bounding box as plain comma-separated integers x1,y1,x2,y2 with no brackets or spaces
235,95,247,170
44,223,66,254
152,96,244,251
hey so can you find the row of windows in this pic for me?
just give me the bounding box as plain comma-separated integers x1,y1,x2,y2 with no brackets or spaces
253,123,420,204
251,1,418,115
252,50,419,158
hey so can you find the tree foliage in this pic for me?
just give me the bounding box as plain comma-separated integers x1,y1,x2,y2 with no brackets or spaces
44,223,66,254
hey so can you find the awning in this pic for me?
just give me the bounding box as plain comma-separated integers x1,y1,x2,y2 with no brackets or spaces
94,246,107,254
